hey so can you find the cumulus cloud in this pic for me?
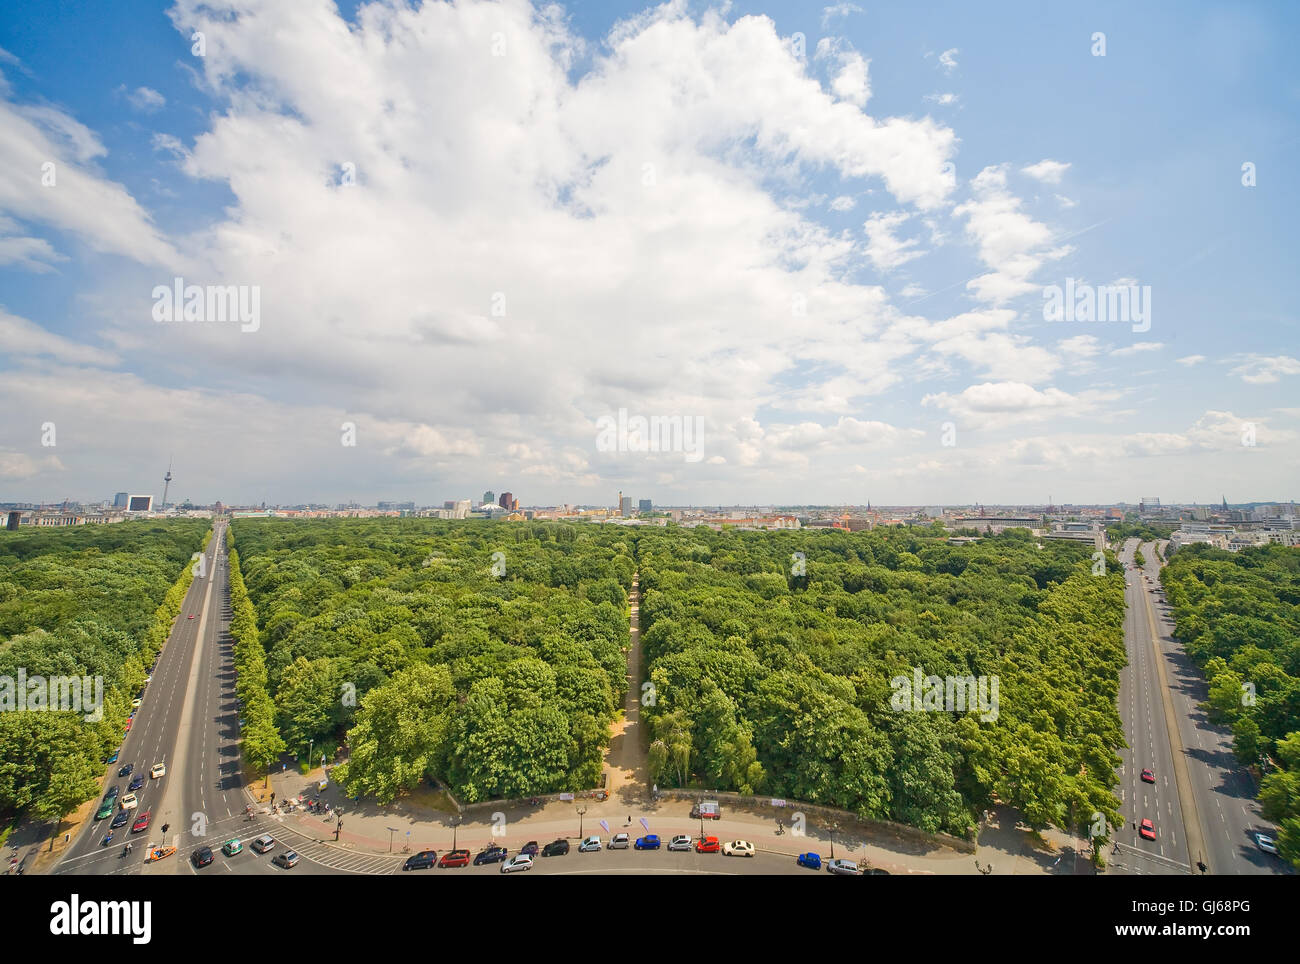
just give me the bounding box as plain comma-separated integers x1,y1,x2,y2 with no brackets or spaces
938,48,959,73
1228,354,1300,384
1021,159,1071,184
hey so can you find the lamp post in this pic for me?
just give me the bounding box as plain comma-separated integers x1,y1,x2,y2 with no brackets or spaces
386,827,398,853
451,816,461,850
577,805,586,840
828,821,840,860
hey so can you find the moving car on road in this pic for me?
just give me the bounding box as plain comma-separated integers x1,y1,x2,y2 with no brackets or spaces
117,763,134,778
94,799,115,821
119,793,138,810
723,840,755,857
1140,768,1155,784
251,835,275,854
150,763,166,779
128,773,144,791
191,846,214,868
1139,819,1157,841
222,838,243,857
272,851,300,869
110,810,131,829
131,810,151,833
1255,833,1279,856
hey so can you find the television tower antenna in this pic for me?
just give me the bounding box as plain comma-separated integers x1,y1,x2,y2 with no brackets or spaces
162,458,173,509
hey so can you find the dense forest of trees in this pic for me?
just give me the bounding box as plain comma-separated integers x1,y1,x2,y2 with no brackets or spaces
0,521,209,828
229,518,632,803
1162,543,1300,868
637,525,1128,843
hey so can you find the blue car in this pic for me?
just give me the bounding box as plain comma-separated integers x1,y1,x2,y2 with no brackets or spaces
634,835,661,850
106,750,120,765
128,773,145,791
797,852,822,870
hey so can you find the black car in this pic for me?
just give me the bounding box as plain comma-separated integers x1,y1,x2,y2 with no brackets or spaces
403,850,437,871
118,763,134,778
110,810,131,829
191,846,214,868
105,785,120,800
474,846,509,865
520,840,540,858
542,839,570,857
128,773,145,791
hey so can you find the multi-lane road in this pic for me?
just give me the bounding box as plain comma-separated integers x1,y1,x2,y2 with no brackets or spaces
1112,538,1287,876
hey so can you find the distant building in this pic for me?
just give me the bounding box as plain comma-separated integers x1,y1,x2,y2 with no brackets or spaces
483,491,495,506
620,496,633,517
1139,496,1161,515
639,499,652,513
499,492,513,510
113,492,129,508
127,495,154,512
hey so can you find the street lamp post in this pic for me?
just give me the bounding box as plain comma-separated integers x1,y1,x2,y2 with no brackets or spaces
386,827,398,853
451,816,461,850
577,805,586,839
828,822,840,859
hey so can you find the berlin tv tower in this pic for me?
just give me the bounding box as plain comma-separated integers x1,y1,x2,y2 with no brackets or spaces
162,458,173,509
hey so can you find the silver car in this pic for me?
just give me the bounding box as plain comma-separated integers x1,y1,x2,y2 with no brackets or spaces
826,858,862,876
668,835,692,852
607,833,630,850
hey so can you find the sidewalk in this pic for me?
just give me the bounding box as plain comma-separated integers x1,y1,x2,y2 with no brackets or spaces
245,768,1090,875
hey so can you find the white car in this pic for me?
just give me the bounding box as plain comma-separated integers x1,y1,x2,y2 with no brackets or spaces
501,854,533,873
119,793,139,810
578,835,602,853
1255,833,1279,856
826,858,862,876
668,835,692,852
722,840,755,857
144,676,152,684
607,833,630,850
150,763,166,779
131,699,142,709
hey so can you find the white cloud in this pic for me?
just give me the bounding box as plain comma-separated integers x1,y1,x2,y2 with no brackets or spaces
1110,341,1163,357
924,92,958,106
1021,159,1071,184
952,164,1063,304
938,48,959,73
863,211,922,270
1176,354,1206,366
1228,354,1300,384
821,3,865,29
124,86,166,112
829,195,855,211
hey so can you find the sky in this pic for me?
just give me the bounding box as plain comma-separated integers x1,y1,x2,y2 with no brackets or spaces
1,0,1297,508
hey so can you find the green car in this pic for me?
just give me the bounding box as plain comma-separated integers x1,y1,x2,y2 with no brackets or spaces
221,838,242,856
95,799,115,820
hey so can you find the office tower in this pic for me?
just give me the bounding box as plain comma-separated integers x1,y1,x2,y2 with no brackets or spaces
499,492,513,510
639,499,652,513
483,491,495,506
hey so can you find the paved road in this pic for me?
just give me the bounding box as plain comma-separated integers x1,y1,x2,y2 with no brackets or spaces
54,527,226,877
1137,541,1288,876
1111,539,1191,875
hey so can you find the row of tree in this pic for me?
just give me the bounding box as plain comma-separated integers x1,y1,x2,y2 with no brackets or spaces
1161,542,1300,868
0,521,208,829
636,525,1128,844
228,518,632,802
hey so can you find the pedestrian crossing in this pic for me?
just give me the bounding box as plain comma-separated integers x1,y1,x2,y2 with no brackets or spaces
266,818,404,875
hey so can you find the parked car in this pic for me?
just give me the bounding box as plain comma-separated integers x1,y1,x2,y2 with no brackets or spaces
473,845,509,865
131,810,151,833
607,833,630,850
542,839,570,857
222,838,243,857
191,846,214,868
439,849,471,868
272,851,300,869
1139,819,1156,841
797,852,822,870
695,836,720,853
131,699,142,709
668,835,692,852
578,836,602,853
251,834,275,854
826,858,862,876
723,840,755,857
634,834,661,850
106,750,120,765
403,850,437,870
520,840,540,858
501,854,533,873
1255,833,1279,856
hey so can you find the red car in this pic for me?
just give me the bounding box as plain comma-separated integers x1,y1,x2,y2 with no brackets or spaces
1140,768,1155,784
1138,819,1156,841
695,836,720,853
132,810,152,833
438,849,471,868
188,614,195,619
124,718,133,731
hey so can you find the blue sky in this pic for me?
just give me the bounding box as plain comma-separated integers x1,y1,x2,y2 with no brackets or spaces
1,0,1297,507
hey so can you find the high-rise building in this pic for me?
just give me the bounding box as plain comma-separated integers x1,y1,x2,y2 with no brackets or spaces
639,499,652,513
499,492,513,510
127,495,153,512
620,496,632,517
113,492,129,508
483,491,495,506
